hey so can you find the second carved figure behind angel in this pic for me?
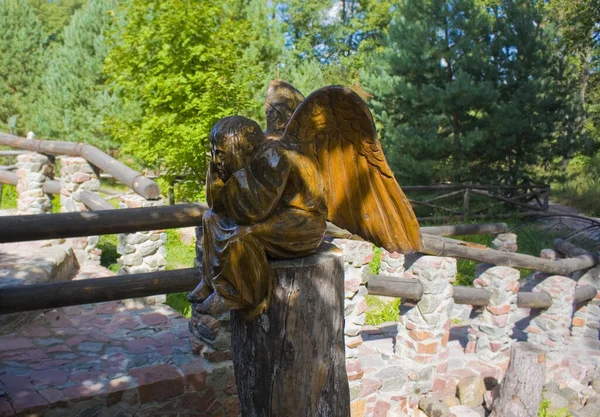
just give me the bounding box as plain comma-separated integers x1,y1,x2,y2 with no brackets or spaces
188,81,422,320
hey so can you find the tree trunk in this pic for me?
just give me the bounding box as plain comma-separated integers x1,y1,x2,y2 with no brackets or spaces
230,244,350,417
490,342,546,417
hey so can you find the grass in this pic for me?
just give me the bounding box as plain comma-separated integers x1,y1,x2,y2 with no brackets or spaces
97,228,197,317
365,295,401,325
538,398,570,417
551,154,600,218
553,178,600,218
163,229,197,318
0,184,17,209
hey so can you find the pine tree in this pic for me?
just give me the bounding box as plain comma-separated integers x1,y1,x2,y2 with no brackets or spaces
29,0,86,47
33,0,118,148
485,0,580,184
363,0,579,185
363,0,498,184
0,0,43,134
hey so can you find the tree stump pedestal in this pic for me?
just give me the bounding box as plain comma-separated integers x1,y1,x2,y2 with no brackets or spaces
231,243,350,417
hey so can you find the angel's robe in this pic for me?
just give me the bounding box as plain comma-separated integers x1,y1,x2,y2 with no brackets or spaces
202,140,327,317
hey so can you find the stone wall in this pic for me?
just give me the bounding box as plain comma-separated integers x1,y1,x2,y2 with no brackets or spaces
183,233,600,416
333,239,600,416
16,153,53,215
59,156,102,265
117,194,167,305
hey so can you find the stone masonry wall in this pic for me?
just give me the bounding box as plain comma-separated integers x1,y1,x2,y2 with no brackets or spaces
399,255,455,400
59,156,101,265
573,265,600,340
117,194,167,305
16,153,53,215
470,266,520,366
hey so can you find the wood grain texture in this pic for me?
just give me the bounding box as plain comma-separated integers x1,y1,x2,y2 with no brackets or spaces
0,268,199,314
0,203,207,242
230,245,350,417
490,342,546,417
0,132,160,199
422,234,598,275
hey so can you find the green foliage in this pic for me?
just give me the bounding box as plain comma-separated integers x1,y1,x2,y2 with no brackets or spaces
552,154,600,218
370,246,382,274
0,185,17,209
365,295,401,325
278,0,392,84
538,398,570,417
163,229,196,317
164,229,196,270
363,0,581,186
166,293,192,318
105,0,255,200
98,234,119,272
29,0,86,47
0,0,44,134
33,0,119,149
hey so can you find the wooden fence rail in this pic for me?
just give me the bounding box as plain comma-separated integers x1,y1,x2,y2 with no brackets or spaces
3,270,595,315
0,268,198,314
0,132,160,199
366,274,596,310
403,183,550,221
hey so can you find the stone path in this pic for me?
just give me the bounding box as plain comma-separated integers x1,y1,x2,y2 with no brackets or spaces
0,299,237,417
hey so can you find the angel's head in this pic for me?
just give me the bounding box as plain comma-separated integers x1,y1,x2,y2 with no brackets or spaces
209,116,264,181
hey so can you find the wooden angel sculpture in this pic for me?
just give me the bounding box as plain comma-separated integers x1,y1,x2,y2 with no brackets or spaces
188,81,422,320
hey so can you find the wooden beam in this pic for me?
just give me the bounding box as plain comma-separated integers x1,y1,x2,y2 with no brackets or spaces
0,203,208,243
554,238,599,261
470,189,545,212
0,133,160,199
421,234,598,275
575,285,597,304
403,184,548,192
0,169,17,186
0,268,199,314
420,223,509,237
0,169,60,194
408,199,463,215
516,292,552,309
453,286,489,306
421,189,464,204
79,190,115,211
366,275,423,300
43,180,60,195
0,150,27,156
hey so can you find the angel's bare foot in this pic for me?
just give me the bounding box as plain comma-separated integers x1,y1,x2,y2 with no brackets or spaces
195,291,236,316
187,280,212,303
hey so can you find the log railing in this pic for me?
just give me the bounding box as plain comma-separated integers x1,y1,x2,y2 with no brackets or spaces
0,132,160,199
367,274,596,310
403,183,550,221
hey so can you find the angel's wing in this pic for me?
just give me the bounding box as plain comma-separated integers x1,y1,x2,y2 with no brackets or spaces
282,86,422,254
265,80,305,135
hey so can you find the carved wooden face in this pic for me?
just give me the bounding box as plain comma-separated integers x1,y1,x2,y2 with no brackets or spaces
210,135,252,182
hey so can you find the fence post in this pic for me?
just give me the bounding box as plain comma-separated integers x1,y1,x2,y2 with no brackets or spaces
397,255,456,397
463,187,470,222
491,233,518,253
117,194,167,305
16,153,53,215
331,239,371,414
572,265,600,340
526,276,576,381
470,266,520,366
59,156,101,265
379,249,405,277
